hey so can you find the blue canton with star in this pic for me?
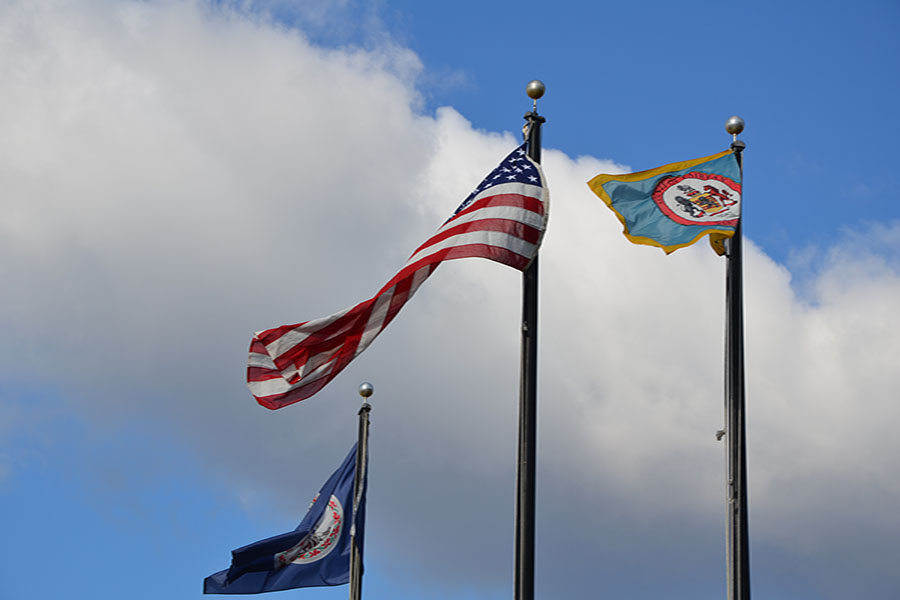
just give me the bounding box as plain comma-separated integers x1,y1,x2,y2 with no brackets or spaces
450,144,542,218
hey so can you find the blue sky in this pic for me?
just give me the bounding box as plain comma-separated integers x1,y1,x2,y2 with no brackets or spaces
2,1,899,599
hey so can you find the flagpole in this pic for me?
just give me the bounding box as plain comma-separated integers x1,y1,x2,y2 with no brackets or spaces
515,80,545,600
349,382,373,600
723,116,750,600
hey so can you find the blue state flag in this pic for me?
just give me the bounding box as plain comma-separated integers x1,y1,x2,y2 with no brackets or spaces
588,150,741,255
204,443,366,594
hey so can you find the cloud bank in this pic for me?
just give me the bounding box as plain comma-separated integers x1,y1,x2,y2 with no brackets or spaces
2,1,899,597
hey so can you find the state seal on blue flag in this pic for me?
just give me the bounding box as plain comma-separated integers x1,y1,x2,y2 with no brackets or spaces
204,443,365,594
588,150,741,255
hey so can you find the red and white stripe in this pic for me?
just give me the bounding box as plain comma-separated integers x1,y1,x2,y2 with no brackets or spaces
248,163,549,409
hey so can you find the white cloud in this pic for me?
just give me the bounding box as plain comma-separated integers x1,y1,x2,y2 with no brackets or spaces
1,1,899,597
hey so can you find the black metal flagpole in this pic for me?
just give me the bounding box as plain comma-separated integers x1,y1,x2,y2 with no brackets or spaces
515,80,545,600
723,116,750,600
349,382,372,600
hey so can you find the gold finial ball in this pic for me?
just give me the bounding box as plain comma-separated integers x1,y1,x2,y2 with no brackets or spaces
725,115,745,136
526,80,545,100
358,382,374,398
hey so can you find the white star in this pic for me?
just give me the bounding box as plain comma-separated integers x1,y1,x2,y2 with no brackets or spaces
528,175,538,182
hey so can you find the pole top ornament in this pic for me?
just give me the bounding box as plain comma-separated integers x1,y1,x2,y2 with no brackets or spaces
725,115,745,136
526,80,545,100
358,382,374,398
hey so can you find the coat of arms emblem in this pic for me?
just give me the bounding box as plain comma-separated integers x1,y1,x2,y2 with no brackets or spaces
273,494,344,567
653,171,741,226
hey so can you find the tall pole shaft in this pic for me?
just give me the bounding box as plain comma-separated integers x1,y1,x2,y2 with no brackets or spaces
515,110,545,600
725,142,750,600
349,399,371,600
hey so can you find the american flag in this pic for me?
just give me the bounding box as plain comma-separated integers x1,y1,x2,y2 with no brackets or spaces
247,144,549,409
